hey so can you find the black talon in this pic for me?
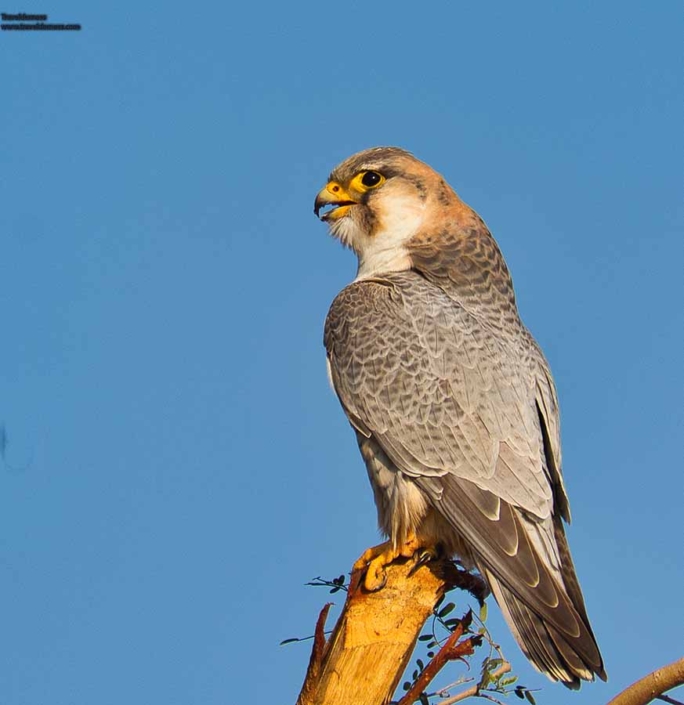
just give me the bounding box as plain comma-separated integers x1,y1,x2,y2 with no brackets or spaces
408,545,444,576
409,551,433,576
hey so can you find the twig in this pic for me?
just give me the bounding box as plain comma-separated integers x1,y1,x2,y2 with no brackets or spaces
608,657,684,705
657,694,684,705
396,622,476,705
435,662,511,705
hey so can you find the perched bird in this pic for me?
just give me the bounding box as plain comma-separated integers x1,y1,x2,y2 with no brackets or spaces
315,147,606,688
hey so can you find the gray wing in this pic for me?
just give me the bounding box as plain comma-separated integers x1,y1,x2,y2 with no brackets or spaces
324,271,604,685
325,271,558,519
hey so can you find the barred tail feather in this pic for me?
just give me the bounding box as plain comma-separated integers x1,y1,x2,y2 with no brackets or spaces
486,570,606,688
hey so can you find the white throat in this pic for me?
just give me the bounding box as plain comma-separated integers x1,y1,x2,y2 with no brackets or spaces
354,200,424,280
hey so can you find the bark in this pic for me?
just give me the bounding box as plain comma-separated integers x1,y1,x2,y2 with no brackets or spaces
607,657,684,705
295,558,485,705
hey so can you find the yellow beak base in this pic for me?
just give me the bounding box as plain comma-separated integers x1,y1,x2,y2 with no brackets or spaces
314,182,357,221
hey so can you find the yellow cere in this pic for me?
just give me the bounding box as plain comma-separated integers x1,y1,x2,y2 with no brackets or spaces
325,181,352,200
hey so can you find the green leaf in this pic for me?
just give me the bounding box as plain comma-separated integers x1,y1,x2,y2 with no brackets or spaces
418,634,433,642
419,694,429,705
438,602,455,618
500,676,518,687
402,681,411,691
525,690,536,704
280,637,300,645
514,686,525,699
479,602,488,622
487,658,503,671
416,658,424,671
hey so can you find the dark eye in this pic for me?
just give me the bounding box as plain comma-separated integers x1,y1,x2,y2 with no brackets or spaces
361,171,382,187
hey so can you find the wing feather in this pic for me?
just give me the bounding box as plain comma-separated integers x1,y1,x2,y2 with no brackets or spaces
326,272,552,515
325,270,605,685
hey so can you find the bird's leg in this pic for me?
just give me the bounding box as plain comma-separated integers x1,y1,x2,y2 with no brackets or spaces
352,534,438,591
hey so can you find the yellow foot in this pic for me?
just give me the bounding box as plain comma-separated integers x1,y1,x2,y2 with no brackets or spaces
352,535,438,591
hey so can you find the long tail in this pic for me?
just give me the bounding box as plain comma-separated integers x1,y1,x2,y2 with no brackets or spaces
484,568,607,689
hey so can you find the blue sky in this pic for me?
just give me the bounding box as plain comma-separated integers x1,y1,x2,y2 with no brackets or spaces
1,2,683,703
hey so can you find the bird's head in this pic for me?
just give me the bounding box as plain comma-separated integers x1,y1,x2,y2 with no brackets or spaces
314,147,468,279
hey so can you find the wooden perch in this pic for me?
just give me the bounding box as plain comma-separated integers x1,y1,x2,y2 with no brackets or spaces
295,557,486,705
606,656,684,705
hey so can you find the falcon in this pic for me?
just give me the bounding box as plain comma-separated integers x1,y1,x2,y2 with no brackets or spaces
314,147,606,688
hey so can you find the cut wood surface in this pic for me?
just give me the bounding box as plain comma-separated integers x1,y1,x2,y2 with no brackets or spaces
296,558,483,705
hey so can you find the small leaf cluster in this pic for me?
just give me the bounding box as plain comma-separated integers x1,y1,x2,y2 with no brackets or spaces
280,574,348,645
394,596,477,703
422,596,480,658
513,685,538,704
400,656,430,705
305,574,348,593
394,593,537,704
477,656,520,699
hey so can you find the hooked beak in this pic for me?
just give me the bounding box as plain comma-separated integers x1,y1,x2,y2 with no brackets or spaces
314,181,358,221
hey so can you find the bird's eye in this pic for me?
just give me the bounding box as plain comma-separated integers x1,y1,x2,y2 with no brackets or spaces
361,171,382,188
349,170,386,192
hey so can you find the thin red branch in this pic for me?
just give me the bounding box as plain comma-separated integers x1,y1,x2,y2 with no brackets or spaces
396,622,477,705
296,602,332,705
